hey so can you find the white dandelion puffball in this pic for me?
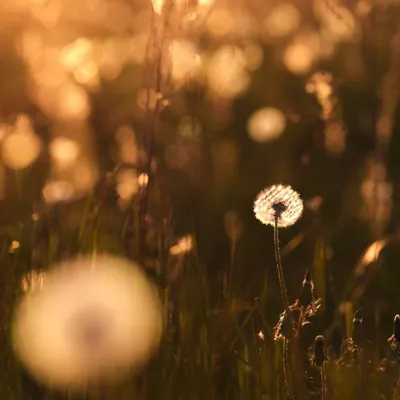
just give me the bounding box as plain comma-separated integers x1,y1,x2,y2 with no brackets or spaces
247,107,286,143
12,255,163,390
254,184,303,227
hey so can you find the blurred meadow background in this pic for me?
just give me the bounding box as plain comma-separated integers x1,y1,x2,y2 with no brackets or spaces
1,0,400,398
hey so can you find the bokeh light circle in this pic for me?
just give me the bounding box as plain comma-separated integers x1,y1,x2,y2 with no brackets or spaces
247,107,286,142
2,130,42,170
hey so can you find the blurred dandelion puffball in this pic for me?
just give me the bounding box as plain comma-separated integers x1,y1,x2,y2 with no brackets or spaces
12,255,162,390
247,107,286,142
254,184,303,227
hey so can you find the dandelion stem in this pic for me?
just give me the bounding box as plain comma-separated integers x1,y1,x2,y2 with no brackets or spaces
273,215,290,313
273,212,294,399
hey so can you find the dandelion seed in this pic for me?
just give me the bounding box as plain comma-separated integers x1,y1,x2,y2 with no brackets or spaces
253,184,303,228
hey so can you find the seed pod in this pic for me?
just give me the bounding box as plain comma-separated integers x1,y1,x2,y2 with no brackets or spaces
314,335,327,367
299,269,314,307
393,314,400,342
352,309,363,345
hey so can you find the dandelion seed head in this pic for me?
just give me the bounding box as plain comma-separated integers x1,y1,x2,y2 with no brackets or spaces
12,255,162,390
253,184,303,227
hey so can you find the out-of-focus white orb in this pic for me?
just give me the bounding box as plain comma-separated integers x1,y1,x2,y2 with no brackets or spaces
247,107,286,143
12,255,163,391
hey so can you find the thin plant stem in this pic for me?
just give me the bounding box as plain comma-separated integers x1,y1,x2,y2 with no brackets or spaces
321,363,327,400
273,215,290,313
283,338,294,399
273,213,294,399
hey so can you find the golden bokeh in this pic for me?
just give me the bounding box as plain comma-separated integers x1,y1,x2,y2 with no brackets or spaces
247,107,287,143
2,115,42,170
